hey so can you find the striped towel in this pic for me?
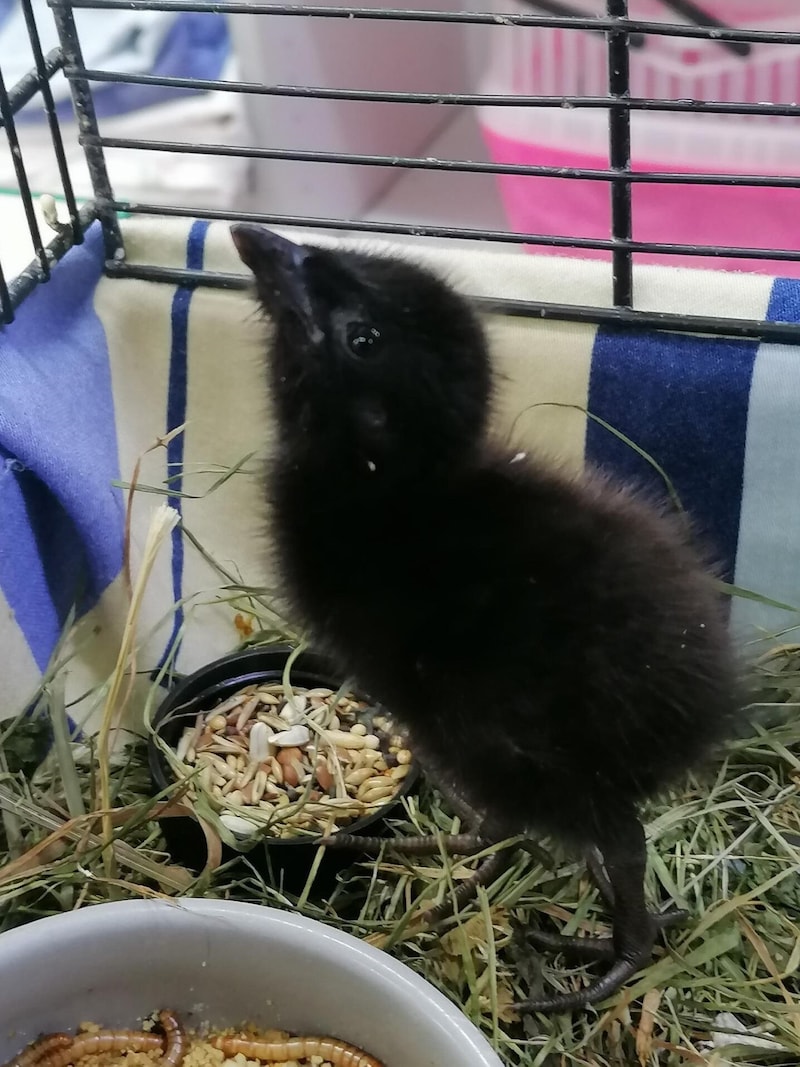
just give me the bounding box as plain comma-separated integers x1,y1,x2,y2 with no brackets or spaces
2,217,799,733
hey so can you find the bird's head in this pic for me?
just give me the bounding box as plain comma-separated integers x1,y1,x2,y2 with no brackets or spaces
231,224,492,482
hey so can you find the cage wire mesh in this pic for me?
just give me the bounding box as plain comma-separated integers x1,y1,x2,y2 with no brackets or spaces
2,0,800,340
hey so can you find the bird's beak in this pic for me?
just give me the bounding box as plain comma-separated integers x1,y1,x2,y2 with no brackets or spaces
230,224,315,327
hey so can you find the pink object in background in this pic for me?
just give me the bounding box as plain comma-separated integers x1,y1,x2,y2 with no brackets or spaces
477,0,800,276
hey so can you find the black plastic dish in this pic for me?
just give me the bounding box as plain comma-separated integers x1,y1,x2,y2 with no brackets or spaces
148,644,419,897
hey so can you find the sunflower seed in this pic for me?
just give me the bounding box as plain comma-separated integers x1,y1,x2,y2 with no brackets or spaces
279,693,307,724
271,725,311,747
236,696,260,732
252,770,268,803
248,721,272,764
220,813,257,836
176,728,194,762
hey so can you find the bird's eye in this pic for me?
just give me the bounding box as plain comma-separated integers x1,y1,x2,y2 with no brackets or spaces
346,323,382,358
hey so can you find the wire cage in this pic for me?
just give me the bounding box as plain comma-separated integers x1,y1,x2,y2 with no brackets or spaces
3,0,800,342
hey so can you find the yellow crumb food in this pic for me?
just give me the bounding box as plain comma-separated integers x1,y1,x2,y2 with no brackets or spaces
70,1052,165,1067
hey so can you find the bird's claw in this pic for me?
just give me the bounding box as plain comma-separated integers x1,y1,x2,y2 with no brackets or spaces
511,952,646,1014
522,906,687,962
513,907,689,1012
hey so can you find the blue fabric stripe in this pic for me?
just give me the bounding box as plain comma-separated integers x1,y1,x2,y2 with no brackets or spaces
158,220,210,669
585,327,758,578
731,278,800,636
765,277,800,324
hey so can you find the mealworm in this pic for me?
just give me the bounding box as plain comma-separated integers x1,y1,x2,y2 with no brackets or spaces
156,1010,185,1067
210,1034,384,1067
3,1033,73,1067
3,1011,186,1067
40,1030,164,1067
153,1007,184,1067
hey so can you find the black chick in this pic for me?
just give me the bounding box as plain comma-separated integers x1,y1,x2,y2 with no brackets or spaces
230,224,743,1013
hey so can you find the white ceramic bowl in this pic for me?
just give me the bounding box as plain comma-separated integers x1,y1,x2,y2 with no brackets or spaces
0,898,502,1067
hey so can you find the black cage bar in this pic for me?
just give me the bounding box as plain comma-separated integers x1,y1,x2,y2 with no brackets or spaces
2,0,800,341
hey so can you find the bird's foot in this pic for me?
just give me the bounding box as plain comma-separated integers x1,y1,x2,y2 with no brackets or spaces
512,908,688,1013
319,828,515,926
521,907,687,962
512,952,648,1014
421,850,514,926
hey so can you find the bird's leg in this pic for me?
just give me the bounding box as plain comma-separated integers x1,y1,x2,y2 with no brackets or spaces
516,838,558,872
586,845,615,909
421,849,515,926
319,768,493,855
585,844,687,932
317,831,488,855
514,813,688,1013
321,770,518,924
433,778,485,828
519,838,686,965
320,765,526,925
519,846,618,959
